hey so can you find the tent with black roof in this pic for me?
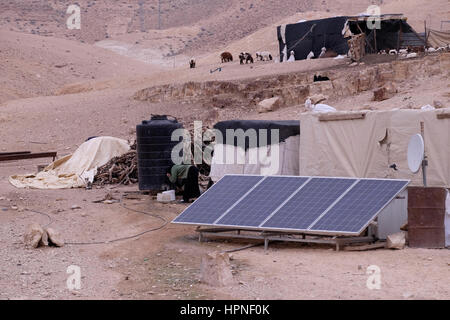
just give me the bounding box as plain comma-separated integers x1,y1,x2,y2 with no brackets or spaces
277,14,424,61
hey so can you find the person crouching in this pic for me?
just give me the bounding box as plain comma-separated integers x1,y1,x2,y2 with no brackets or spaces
166,164,200,203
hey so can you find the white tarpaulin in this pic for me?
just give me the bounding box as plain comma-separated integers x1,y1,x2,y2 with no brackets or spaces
9,136,130,189
299,108,450,187
210,135,300,182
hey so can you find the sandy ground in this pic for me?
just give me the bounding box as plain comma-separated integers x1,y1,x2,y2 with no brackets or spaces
1,65,449,299
1,0,449,301
0,165,449,300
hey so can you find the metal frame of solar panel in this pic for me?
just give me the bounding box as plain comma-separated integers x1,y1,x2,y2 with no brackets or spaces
172,175,409,236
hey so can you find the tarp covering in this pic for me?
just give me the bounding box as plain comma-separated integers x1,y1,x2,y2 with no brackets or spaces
299,109,450,187
427,29,450,48
9,136,130,189
213,120,300,149
210,135,300,182
277,16,349,61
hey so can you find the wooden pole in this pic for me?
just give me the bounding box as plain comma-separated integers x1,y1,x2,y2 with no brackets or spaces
373,28,377,52
424,20,427,47
356,23,375,52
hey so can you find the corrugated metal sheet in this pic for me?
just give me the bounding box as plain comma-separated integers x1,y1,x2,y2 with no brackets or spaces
408,187,446,248
401,32,426,47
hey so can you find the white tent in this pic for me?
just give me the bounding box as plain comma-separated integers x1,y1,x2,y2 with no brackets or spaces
209,120,300,182
299,108,450,187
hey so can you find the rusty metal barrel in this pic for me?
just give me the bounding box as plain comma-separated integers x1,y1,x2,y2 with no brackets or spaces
407,187,446,248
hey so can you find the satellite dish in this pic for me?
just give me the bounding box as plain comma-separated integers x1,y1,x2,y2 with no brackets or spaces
407,134,425,173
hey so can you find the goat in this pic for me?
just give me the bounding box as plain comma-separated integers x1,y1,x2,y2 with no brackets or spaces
407,46,425,53
189,58,196,68
319,47,338,59
239,52,254,64
305,98,336,113
255,51,273,61
287,50,296,62
306,51,314,60
220,52,233,63
314,75,330,82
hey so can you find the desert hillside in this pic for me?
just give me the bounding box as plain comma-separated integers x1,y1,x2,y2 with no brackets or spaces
1,0,378,51
0,29,160,103
0,0,449,302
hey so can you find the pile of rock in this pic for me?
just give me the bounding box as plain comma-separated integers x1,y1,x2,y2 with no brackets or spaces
24,223,64,248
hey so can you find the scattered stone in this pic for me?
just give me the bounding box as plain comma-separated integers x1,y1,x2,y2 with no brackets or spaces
257,96,284,113
46,228,64,247
402,292,414,299
11,205,18,210
309,94,328,105
71,205,81,210
433,100,444,108
373,82,397,101
39,230,49,246
200,252,234,287
387,231,406,249
24,223,44,248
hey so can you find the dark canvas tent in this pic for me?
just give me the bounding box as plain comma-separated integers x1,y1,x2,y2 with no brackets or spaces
277,14,424,61
277,16,349,61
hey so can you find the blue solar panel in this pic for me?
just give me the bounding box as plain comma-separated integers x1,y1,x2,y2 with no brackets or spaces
311,179,409,234
173,175,263,224
172,175,409,236
262,178,356,230
215,176,309,227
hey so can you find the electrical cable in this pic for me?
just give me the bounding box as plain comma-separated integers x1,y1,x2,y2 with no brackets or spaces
223,243,263,253
0,203,54,228
65,193,168,245
2,192,168,246
25,208,54,228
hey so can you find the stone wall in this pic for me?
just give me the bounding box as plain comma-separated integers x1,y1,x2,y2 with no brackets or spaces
134,53,450,109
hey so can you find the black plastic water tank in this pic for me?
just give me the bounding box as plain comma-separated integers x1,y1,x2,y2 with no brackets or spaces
136,115,183,191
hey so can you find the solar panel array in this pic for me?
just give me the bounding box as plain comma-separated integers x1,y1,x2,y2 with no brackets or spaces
172,175,409,235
